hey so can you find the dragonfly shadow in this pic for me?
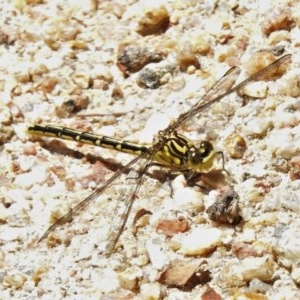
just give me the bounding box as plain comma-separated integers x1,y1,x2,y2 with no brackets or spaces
36,138,126,173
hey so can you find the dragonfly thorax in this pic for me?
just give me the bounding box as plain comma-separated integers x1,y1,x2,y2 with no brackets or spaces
154,131,216,172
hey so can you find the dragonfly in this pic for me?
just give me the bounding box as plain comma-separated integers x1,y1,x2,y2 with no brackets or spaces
28,54,291,257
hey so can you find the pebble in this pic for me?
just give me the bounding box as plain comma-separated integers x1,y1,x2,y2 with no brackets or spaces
242,117,273,138
158,259,211,290
262,7,294,36
280,188,300,213
3,273,27,289
180,227,222,256
136,62,176,89
224,132,247,159
248,278,272,293
13,165,48,189
146,238,169,269
291,260,300,285
118,266,141,291
239,81,268,98
140,282,161,300
245,212,277,228
44,56,63,70
117,43,163,76
274,225,300,268
0,227,27,241
221,256,275,287
0,124,14,145
267,128,299,159
156,216,189,237
136,5,170,36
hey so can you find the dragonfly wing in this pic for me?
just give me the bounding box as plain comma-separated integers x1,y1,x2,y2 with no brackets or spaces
170,54,291,131
169,66,241,131
195,66,241,110
104,145,159,256
38,150,150,244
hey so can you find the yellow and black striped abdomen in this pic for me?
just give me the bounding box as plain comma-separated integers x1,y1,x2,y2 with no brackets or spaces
27,125,149,157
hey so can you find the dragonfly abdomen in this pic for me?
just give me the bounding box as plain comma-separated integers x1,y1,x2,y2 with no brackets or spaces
27,124,149,156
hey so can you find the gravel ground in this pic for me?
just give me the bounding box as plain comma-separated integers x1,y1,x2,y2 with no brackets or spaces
1,0,300,299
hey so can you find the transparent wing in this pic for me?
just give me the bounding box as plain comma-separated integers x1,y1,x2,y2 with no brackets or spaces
169,54,292,132
104,142,162,256
38,149,151,244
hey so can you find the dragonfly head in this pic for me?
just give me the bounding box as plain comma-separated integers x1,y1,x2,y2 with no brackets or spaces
187,141,216,171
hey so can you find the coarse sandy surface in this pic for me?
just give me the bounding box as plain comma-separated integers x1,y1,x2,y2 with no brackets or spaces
1,0,300,299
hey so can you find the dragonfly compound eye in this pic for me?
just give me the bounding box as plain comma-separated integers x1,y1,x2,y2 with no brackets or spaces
188,141,215,169
199,141,214,157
